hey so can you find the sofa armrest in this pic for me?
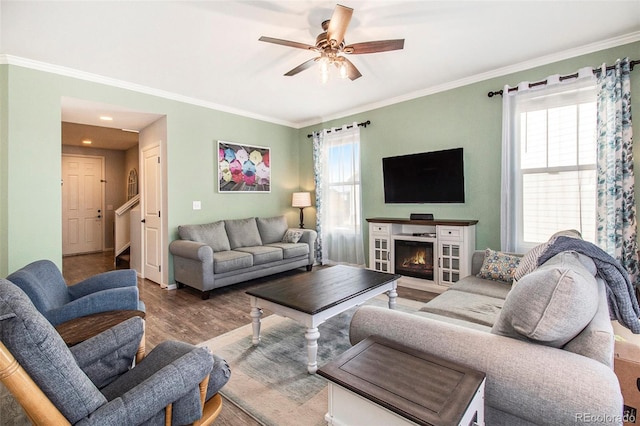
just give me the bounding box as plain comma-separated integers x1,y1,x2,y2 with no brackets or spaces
349,306,622,425
169,240,213,263
47,287,141,326
69,269,137,299
293,228,317,264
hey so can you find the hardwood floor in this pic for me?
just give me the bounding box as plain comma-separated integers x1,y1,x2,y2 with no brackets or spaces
62,251,438,425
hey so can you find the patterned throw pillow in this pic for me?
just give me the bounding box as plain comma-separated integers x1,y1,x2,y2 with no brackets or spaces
476,248,520,283
282,229,303,243
513,242,549,282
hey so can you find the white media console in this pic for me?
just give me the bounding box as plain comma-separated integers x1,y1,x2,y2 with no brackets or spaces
367,218,477,288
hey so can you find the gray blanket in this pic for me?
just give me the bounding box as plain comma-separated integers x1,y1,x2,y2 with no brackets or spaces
538,236,640,334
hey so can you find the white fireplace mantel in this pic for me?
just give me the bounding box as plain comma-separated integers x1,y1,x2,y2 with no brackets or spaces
367,218,477,289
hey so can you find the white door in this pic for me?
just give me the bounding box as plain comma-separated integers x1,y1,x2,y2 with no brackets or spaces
142,145,162,284
62,155,104,255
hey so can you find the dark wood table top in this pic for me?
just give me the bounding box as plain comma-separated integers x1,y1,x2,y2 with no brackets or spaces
246,265,400,315
55,310,146,346
318,337,486,426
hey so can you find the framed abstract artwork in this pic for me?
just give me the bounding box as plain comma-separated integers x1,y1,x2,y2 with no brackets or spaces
217,141,271,193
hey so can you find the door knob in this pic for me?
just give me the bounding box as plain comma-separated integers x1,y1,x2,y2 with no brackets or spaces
141,219,146,223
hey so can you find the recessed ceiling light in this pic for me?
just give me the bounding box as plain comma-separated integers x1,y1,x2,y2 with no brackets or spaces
82,140,92,145
99,116,113,121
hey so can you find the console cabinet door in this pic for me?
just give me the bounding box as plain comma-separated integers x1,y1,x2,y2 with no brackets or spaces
369,223,391,273
437,225,476,286
439,241,461,285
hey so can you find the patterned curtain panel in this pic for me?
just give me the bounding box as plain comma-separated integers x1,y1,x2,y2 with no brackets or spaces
312,132,324,264
596,57,639,286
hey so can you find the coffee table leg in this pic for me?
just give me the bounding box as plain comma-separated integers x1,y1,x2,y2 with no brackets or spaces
250,305,263,345
305,327,320,374
387,285,398,309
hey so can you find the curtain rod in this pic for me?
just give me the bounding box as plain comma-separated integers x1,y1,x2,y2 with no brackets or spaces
487,59,639,98
307,120,371,138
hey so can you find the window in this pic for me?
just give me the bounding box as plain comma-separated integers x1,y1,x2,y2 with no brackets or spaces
504,80,597,252
325,141,361,230
313,125,366,265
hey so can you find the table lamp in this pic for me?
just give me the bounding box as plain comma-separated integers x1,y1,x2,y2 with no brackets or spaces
292,192,312,229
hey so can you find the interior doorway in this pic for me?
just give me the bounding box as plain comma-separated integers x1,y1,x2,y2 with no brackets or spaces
60,98,166,284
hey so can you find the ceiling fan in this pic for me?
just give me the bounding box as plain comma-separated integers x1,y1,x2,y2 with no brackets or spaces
259,4,404,82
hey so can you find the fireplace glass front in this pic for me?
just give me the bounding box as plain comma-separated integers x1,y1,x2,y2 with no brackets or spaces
394,239,434,280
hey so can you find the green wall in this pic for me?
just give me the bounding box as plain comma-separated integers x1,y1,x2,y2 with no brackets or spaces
298,41,640,256
1,40,639,277
0,65,299,277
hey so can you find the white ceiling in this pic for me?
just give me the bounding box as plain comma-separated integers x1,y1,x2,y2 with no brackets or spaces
2,1,640,130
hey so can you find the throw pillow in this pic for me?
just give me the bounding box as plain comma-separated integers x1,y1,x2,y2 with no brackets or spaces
513,229,583,282
476,249,520,283
491,251,599,348
282,229,303,243
512,242,549,282
256,216,288,244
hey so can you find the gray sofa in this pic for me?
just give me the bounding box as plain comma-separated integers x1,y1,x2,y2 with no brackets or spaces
350,249,623,425
169,215,317,299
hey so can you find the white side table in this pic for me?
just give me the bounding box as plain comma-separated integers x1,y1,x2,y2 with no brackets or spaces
318,337,485,426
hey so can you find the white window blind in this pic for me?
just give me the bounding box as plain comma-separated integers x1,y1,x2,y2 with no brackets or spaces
513,83,597,251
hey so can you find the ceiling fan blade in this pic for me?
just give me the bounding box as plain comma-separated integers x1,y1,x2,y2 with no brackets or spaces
259,36,316,51
284,58,318,76
342,57,362,80
326,4,353,47
344,39,405,54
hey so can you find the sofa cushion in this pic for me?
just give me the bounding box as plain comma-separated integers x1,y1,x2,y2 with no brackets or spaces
225,218,263,249
213,250,253,273
235,246,283,265
0,279,107,423
491,251,599,348
449,275,512,300
419,290,505,327
256,216,288,244
476,248,520,283
265,242,309,259
178,221,231,252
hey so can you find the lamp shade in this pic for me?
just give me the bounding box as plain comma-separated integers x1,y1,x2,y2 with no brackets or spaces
292,192,312,208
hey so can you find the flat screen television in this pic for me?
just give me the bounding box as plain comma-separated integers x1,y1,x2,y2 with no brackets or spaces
382,147,465,203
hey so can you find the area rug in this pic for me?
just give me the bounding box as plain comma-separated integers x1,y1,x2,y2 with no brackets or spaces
199,295,423,426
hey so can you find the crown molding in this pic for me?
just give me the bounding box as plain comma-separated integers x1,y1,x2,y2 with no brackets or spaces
0,54,298,129
296,31,640,129
3,30,639,130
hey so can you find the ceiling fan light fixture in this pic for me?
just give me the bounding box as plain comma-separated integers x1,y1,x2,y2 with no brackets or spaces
338,59,348,79
319,56,330,83
259,4,404,82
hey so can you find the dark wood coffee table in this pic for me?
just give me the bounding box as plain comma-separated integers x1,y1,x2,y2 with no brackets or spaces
246,265,400,374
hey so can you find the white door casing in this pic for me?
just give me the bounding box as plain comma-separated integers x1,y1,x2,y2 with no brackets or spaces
62,155,104,255
142,145,162,284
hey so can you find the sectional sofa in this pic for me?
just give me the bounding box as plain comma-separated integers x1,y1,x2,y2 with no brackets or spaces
350,247,623,425
169,216,317,299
